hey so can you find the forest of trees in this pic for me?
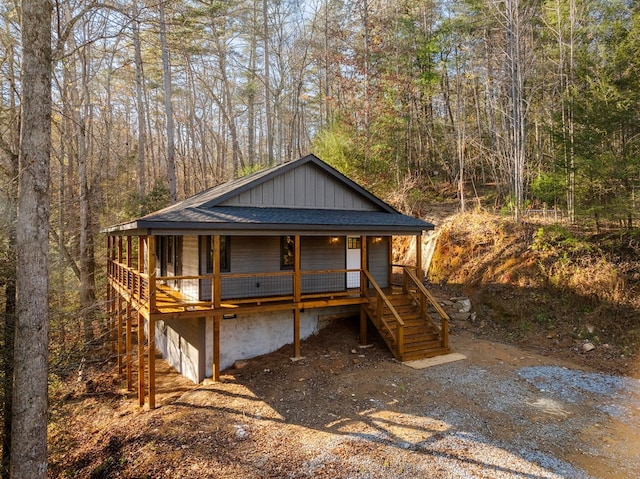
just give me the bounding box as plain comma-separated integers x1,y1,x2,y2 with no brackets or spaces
0,0,639,476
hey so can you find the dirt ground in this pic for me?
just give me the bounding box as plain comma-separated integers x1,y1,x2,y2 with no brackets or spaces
49,314,640,479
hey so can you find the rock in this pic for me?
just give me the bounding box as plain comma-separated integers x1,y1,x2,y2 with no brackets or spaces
450,312,471,321
234,360,249,369
234,424,248,439
440,300,454,306
450,297,472,313
582,342,596,352
585,324,595,334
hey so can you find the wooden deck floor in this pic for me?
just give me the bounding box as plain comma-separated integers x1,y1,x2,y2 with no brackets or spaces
152,284,366,320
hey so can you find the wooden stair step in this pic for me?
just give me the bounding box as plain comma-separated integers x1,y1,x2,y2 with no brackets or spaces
404,339,441,353
401,347,452,362
404,331,440,341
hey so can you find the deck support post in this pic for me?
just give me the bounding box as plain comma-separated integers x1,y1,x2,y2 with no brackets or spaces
117,294,123,373
212,314,220,381
293,309,301,358
359,305,367,346
126,303,132,391
106,237,114,354
293,235,301,358
148,317,156,409
137,312,145,408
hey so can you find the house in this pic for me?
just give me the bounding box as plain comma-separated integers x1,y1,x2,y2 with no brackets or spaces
105,154,450,409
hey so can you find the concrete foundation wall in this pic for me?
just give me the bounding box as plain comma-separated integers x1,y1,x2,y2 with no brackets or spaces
205,305,360,375
155,316,206,383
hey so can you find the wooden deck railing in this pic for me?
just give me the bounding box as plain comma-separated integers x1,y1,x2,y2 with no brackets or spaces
107,259,362,313
108,260,149,304
363,269,404,357
401,266,449,350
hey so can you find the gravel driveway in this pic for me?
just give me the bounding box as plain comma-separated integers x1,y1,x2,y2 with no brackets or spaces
50,320,640,478
153,321,640,479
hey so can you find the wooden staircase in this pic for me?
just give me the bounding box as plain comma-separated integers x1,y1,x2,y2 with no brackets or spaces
363,268,450,362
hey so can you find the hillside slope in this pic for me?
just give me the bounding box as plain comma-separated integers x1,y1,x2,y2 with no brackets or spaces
428,213,640,375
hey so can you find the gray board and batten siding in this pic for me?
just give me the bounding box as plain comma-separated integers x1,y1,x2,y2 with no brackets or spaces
220,162,378,211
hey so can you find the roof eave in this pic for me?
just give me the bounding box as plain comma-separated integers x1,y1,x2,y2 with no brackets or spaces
105,219,433,236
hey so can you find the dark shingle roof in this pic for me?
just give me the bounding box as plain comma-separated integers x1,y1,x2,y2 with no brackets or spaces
104,154,434,234
131,206,432,232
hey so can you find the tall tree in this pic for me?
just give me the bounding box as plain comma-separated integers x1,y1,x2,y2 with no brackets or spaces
132,0,147,200
158,0,178,203
11,0,52,477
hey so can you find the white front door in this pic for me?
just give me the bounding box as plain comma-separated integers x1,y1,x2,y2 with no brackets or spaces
346,236,361,288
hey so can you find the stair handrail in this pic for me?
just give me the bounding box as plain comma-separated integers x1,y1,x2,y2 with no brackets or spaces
363,269,404,357
402,267,449,350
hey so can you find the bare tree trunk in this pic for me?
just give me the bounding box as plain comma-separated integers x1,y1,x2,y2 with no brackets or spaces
1,156,17,479
0,38,19,479
263,0,274,164
248,0,258,167
11,0,52,477
132,0,146,200
210,13,244,176
78,48,97,343
158,0,177,203
362,0,370,168
60,4,96,343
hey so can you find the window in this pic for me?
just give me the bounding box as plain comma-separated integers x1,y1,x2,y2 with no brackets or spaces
205,235,230,273
348,237,361,249
280,235,295,270
167,236,174,266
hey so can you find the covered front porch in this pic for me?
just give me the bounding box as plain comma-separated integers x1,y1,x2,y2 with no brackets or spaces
105,232,449,409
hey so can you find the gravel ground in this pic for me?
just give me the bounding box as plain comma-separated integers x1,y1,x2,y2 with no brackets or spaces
49,320,640,479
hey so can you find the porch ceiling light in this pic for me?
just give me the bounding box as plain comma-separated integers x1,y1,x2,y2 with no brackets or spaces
372,237,383,244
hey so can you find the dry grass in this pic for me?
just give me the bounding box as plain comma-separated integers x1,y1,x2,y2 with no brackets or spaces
425,212,640,356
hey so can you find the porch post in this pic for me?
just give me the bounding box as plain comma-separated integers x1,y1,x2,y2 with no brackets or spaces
416,233,426,318
138,236,145,303
212,235,221,308
148,236,156,313
359,235,368,345
117,236,123,282
212,235,221,381
387,236,393,288
126,236,132,297
293,235,301,358
416,233,423,282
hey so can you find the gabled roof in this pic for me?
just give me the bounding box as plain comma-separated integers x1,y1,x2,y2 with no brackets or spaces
104,154,434,235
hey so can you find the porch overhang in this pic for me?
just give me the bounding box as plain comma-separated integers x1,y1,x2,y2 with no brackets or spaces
102,206,434,237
